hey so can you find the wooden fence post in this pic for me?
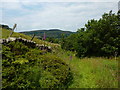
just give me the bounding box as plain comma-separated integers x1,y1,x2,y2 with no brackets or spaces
9,24,17,38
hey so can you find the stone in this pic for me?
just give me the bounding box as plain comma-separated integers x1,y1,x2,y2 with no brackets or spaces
9,37,16,41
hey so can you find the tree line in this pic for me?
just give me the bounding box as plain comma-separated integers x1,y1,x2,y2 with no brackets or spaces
61,10,120,58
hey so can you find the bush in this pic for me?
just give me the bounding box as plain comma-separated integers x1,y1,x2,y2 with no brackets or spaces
39,71,59,88
8,41,29,55
2,41,72,88
39,54,72,88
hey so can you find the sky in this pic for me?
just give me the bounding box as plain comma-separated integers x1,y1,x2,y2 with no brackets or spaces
0,0,119,32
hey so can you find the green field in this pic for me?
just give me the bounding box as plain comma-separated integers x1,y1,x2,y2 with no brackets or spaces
1,28,119,88
55,49,119,88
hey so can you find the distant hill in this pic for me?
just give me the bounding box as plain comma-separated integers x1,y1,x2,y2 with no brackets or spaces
20,29,75,39
0,24,12,30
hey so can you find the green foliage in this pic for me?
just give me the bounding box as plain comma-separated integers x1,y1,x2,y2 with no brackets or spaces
12,58,29,64
8,41,29,55
39,54,72,88
46,37,60,44
56,50,118,88
61,11,120,57
2,41,72,89
39,71,59,88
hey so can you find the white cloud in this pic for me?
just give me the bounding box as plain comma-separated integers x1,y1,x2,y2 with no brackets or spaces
2,2,22,10
1,2,118,32
1,0,119,2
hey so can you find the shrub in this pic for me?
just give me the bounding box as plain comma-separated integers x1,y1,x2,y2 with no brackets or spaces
39,54,72,88
39,71,59,88
2,41,72,88
8,41,29,55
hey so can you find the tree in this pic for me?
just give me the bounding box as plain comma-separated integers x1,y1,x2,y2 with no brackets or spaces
61,11,120,57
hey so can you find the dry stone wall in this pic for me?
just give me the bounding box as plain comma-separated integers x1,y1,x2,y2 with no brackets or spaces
0,37,52,52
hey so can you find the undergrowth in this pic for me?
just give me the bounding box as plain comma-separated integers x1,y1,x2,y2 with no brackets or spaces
2,41,72,89
55,49,119,88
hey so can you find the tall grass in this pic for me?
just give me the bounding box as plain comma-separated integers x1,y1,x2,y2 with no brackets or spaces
55,49,118,88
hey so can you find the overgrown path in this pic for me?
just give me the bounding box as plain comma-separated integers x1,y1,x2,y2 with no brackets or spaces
55,50,119,88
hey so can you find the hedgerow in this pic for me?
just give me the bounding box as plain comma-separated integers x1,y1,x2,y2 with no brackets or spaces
2,41,72,88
